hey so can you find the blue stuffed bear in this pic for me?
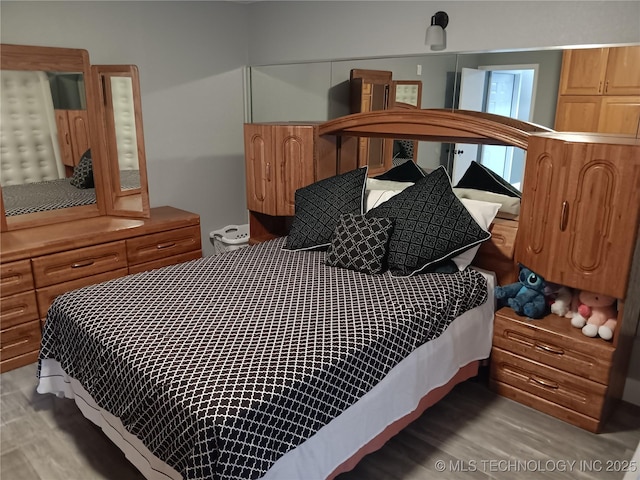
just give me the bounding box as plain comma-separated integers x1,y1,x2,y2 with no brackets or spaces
495,266,547,318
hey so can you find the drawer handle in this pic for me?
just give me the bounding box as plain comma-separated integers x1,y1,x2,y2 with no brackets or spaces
530,375,559,389
156,242,177,250
534,342,565,355
71,260,95,269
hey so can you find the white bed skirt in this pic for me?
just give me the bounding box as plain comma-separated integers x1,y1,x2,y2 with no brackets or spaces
38,270,496,480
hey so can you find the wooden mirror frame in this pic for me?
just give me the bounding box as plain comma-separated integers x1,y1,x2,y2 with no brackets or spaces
0,44,150,232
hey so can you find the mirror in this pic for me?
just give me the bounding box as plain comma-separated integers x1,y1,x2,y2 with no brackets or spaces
248,49,565,187
0,44,151,231
0,69,95,217
92,65,149,217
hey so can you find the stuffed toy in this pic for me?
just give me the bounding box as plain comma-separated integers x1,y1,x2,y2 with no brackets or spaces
570,290,618,341
495,266,547,318
550,286,577,317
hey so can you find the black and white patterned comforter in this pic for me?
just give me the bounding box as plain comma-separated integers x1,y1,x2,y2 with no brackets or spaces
38,238,488,480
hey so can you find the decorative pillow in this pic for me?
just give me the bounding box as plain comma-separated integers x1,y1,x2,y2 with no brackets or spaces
70,149,94,189
366,178,414,191
284,167,368,251
373,160,425,182
366,166,491,277
455,161,521,198
451,198,501,271
326,214,394,275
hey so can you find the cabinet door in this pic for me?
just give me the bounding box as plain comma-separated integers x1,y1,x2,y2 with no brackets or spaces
604,46,640,95
244,124,278,215
554,96,601,132
597,96,640,135
559,48,608,95
274,125,316,216
67,110,91,163
518,138,640,299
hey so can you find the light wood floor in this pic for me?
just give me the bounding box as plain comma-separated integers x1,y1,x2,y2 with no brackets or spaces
2,362,639,480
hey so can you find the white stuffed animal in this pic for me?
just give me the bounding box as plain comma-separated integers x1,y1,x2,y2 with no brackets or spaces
550,286,575,317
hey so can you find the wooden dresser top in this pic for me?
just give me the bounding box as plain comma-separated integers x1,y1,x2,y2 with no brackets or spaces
0,206,200,263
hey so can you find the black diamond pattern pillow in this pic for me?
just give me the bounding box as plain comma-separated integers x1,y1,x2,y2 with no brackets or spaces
325,214,394,274
373,159,425,182
366,166,491,277
70,149,94,189
284,167,368,251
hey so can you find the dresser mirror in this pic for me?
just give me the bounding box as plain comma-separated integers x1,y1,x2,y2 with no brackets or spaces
0,44,150,232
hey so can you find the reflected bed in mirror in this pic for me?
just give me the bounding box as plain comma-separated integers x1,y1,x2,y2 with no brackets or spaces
0,68,96,216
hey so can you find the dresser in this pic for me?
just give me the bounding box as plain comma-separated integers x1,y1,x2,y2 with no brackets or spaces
490,132,640,432
0,206,202,373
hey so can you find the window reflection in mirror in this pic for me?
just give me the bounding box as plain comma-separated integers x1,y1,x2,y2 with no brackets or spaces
0,69,95,216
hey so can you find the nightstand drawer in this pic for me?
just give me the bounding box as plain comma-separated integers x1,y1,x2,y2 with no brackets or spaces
1,260,34,296
0,319,41,365
494,308,613,384
126,226,201,266
32,241,127,288
36,268,128,319
0,290,39,329
490,347,606,419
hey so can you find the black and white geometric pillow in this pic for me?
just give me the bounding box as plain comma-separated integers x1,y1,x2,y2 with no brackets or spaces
325,214,394,275
366,166,491,277
70,149,94,189
373,158,425,182
284,167,368,251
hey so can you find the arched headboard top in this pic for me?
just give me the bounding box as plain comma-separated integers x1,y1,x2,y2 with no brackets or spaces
318,109,553,150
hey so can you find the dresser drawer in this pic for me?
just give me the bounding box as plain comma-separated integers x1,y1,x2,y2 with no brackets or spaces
128,250,202,275
32,241,128,288
493,308,613,384
1,260,34,296
36,268,129,319
0,290,39,329
490,347,606,419
127,226,201,266
1,319,41,366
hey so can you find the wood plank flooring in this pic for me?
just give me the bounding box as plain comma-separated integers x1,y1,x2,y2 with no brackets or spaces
2,362,639,480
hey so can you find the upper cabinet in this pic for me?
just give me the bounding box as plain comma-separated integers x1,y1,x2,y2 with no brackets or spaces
516,133,640,299
555,46,640,135
0,44,151,231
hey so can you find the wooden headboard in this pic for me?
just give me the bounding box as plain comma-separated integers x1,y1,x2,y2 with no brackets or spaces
318,108,553,285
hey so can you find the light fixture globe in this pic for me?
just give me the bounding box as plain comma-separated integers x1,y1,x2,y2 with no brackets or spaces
426,11,449,51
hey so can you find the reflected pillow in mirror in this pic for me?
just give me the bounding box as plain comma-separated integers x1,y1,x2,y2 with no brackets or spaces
455,161,521,198
70,149,94,189
373,160,425,182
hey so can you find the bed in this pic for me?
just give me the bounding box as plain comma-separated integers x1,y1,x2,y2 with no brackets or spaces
37,109,544,480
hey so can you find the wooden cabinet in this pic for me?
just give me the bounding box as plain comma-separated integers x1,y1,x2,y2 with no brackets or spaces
516,134,640,299
244,123,337,243
55,109,91,175
0,206,202,372
555,46,640,133
494,132,640,432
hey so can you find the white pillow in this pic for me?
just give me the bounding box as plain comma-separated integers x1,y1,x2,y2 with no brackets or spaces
366,178,414,191
453,187,520,216
451,198,501,271
365,180,415,212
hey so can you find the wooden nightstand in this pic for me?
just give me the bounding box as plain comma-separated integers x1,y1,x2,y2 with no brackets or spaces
489,307,616,433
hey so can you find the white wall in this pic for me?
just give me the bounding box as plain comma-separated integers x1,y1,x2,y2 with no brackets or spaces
1,1,250,256
247,1,640,65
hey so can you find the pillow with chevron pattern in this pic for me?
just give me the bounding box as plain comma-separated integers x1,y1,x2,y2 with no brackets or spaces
325,213,394,274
